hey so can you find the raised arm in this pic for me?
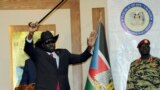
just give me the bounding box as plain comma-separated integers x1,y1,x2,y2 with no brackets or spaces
24,22,39,60
87,30,97,52
27,22,39,40
69,30,97,64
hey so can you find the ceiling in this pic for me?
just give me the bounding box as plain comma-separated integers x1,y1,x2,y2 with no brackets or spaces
0,0,72,10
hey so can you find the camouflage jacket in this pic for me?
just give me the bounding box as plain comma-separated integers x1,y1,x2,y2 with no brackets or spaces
127,56,160,90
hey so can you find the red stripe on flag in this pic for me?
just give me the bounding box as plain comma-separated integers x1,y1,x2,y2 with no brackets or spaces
89,55,109,80
97,55,109,72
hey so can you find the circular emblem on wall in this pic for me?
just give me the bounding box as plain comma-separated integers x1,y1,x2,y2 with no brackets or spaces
120,2,153,36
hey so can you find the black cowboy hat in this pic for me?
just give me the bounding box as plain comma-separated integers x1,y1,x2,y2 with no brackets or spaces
40,30,59,44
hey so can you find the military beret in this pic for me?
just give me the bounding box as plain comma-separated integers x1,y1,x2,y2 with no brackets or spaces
137,39,150,48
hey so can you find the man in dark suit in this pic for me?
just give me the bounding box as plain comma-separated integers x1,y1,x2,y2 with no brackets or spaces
24,22,96,90
20,58,36,85
16,40,43,90
20,39,42,86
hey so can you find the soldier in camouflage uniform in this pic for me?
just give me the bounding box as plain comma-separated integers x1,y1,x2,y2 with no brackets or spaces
127,39,160,90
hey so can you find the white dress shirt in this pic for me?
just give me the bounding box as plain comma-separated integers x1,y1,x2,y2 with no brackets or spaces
47,52,59,68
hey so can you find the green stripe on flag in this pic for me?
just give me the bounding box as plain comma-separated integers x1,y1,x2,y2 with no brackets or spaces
85,78,96,90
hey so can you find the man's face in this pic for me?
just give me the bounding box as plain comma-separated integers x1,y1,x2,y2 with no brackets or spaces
139,44,150,56
42,39,55,52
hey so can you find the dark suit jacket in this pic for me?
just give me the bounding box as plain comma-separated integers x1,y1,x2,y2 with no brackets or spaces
20,59,36,85
24,40,91,90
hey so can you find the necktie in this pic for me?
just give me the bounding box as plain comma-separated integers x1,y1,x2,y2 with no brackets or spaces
50,53,60,90
50,53,57,66
56,82,60,90
50,52,60,68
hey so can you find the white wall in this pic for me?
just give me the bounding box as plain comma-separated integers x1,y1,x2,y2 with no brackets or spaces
0,0,107,90
107,1,160,90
